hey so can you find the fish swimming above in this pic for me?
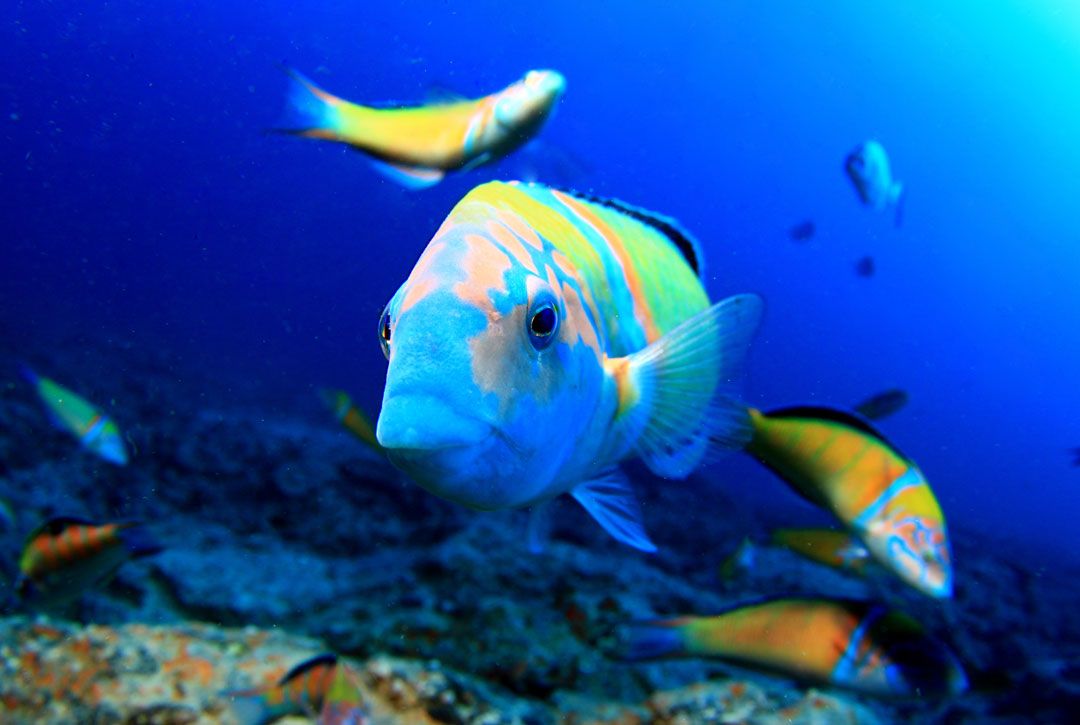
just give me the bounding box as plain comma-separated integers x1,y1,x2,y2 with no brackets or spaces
746,406,954,598
17,517,162,609
226,653,345,725
21,366,129,465
771,527,871,575
375,180,764,552
275,68,566,189
617,597,968,698
853,388,909,421
845,140,905,227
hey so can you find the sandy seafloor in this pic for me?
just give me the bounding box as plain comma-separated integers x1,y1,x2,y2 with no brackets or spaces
1,336,1078,724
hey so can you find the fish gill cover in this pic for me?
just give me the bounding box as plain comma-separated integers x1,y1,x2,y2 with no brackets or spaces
2,1,1080,723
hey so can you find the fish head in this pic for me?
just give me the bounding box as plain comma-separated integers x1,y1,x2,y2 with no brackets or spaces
844,139,892,208
89,421,129,465
859,468,954,598
494,70,566,129
376,209,604,510
866,610,969,697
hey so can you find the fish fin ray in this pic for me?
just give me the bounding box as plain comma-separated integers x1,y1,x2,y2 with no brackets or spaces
571,471,656,553
628,294,763,478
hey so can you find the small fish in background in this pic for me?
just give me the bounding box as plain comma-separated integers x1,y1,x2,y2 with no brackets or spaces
319,389,383,454
17,517,162,609
226,653,341,725
845,139,905,226
771,527,870,575
318,662,370,725
20,366,129,465
745,406,954,598
788,219,816,242
274,67,566,189
855,255,875,278
375,181,763,552
853,388,909,421
616,597,968,698
717,536,755,581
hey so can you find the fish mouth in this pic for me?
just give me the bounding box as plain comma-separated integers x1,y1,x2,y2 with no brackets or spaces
376,392,500,453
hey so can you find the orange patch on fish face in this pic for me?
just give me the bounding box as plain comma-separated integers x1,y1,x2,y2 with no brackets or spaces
467,305,524,413
497,208,546,252
451,233,513,312
486,219,540,276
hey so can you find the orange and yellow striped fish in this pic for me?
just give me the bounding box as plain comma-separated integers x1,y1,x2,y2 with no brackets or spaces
226,653,346,725
17,517,162,608
619,597,968,698
771,527,870,575
746,406,953,598
275,68,565,189
374,181,763,552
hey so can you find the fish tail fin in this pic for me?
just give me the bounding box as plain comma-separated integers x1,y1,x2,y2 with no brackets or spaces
318,388,351,420
617,618,692,661
117,523,164,560
626,294,764,478
892,182,905,228
272,65,347,139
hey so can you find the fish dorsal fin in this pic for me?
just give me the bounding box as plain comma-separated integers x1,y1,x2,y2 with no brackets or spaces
550,187,704,276
425,85,469,105
279,653,338,685
764,405,902,452
27,516,96,541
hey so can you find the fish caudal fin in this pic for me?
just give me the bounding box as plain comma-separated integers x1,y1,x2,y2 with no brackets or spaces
627,293,764,478
369,158,445,190
273,66,344,138
571,470,656,552
616,619,691,660
117,524,164,560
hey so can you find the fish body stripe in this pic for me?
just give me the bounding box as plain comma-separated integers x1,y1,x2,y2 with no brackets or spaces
81,414,106,443
831,605,885,684
851,467,923,530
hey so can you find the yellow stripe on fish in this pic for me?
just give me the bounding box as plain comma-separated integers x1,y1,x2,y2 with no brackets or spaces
275,68,566,189
375,181,762,552
747,406,953,598
618,598,968,698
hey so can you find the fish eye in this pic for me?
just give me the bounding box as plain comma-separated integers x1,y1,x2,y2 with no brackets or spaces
527,302,558,350
378,307,392,359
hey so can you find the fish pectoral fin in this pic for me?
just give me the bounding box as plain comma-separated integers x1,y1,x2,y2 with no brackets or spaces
625,294,764,478
571,471,657,553
369,159,445,189
526,501,553,554
459,152,494,173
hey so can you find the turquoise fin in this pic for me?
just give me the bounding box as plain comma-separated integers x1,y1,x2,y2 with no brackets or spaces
571,471,656,553
627,293,764,478
369,158,445,189
273,66,338,135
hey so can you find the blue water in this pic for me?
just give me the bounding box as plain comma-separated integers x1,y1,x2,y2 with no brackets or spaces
4,0,1078,566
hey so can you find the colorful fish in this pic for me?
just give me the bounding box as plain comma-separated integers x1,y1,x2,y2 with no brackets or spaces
771,527,870,575
618,598,968,698
276,68,566,189
374,181,763,552
226,653,341,725
845,140,905,226
853,388,909,421
17,517,162,608
319,388,383,454
21,366,129,465
746,406,953,598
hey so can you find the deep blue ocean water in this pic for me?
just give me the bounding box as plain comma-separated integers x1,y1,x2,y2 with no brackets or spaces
3,0,1078,569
